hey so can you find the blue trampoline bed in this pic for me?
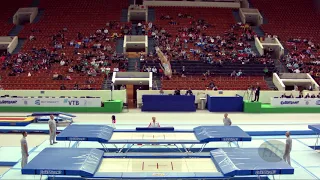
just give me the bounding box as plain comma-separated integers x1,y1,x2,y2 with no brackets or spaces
22,148,294,179
56,125,252,152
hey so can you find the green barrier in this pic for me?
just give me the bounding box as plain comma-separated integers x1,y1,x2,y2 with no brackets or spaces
0,100,123,113
244,100,320,113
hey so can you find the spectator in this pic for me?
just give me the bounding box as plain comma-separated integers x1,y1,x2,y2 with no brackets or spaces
120,85,126,90
159,89,164,95
174,88,181,95
305,93,310,98
152,66,157,74
73,83,80,90
230,70,236,77
60,84,66,90
27,72,31,77
263,67,269,76
185,88,193,95
53,72,59,80
68,67,74,73
236,70,242,77
65,75,71,80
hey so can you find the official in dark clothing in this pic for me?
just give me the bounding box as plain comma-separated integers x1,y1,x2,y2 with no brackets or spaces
185,88,193,96
253,83,260,102
174,88,180,95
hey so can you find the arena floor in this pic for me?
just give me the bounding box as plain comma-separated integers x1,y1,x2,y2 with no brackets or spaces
0,110,319,179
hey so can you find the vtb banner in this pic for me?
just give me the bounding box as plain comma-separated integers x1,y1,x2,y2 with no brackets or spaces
0,97,101,107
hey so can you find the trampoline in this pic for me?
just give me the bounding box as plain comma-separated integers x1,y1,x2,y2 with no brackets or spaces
29,112,75,123
56,125,252,152
0,117,35,126
22,148,294,179
308,124,320,149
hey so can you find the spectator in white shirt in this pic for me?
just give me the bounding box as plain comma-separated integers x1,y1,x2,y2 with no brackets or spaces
104,29,108,34
294,69,300,73
152,66,157,73
146,66,151,72
237,70,242,77
68,67,74,73
60,60,65,66
113,67,119,72
28,72,31,77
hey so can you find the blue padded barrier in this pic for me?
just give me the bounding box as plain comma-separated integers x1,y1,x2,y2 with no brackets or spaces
56,125,114,143
136,127,174,131
194,126,251,143
308,124,320,133
31,112,76,117
210,148,294,177
103,152,212,159
22,148,104,177
141,95,196,112
207,95,243,112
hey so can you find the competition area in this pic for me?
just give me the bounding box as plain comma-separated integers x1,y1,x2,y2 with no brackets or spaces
21,148,293,179
56,125,251,152
1,113,320,179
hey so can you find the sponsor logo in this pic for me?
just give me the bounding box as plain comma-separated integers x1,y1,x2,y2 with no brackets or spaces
222,138,239,141
68,137,86,141
305,100,310,105
152,173,165,176
316,100,320,105
35,100,59,105
280,101,299,105
40,170,62,175
0,100,17,104
68,100,80,106
63,99,68,103
35,100,40,105
254,170,277,175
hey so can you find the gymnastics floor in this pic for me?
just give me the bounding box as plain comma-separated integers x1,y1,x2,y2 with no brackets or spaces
0,111,319,179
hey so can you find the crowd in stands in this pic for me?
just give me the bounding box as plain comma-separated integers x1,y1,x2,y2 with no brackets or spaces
0,20,133,90
283,38,320,74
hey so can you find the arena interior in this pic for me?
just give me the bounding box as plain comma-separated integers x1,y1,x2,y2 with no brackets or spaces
0,0,320,179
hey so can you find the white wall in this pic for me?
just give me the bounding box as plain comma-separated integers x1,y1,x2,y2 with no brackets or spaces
273,73,285,91
255,37,264,56
0,90,127,103
143,1,240,8
7,36,18,54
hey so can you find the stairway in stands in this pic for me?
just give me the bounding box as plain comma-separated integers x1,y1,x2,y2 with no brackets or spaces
148,38,155,54
116,38,124,53
12,38,27,54
148,8,155,22
232,10,242,23
121,9,128,22
127,57,140,72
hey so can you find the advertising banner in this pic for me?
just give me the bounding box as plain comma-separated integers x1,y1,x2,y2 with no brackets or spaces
0,97,101,107
271,98,320,107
